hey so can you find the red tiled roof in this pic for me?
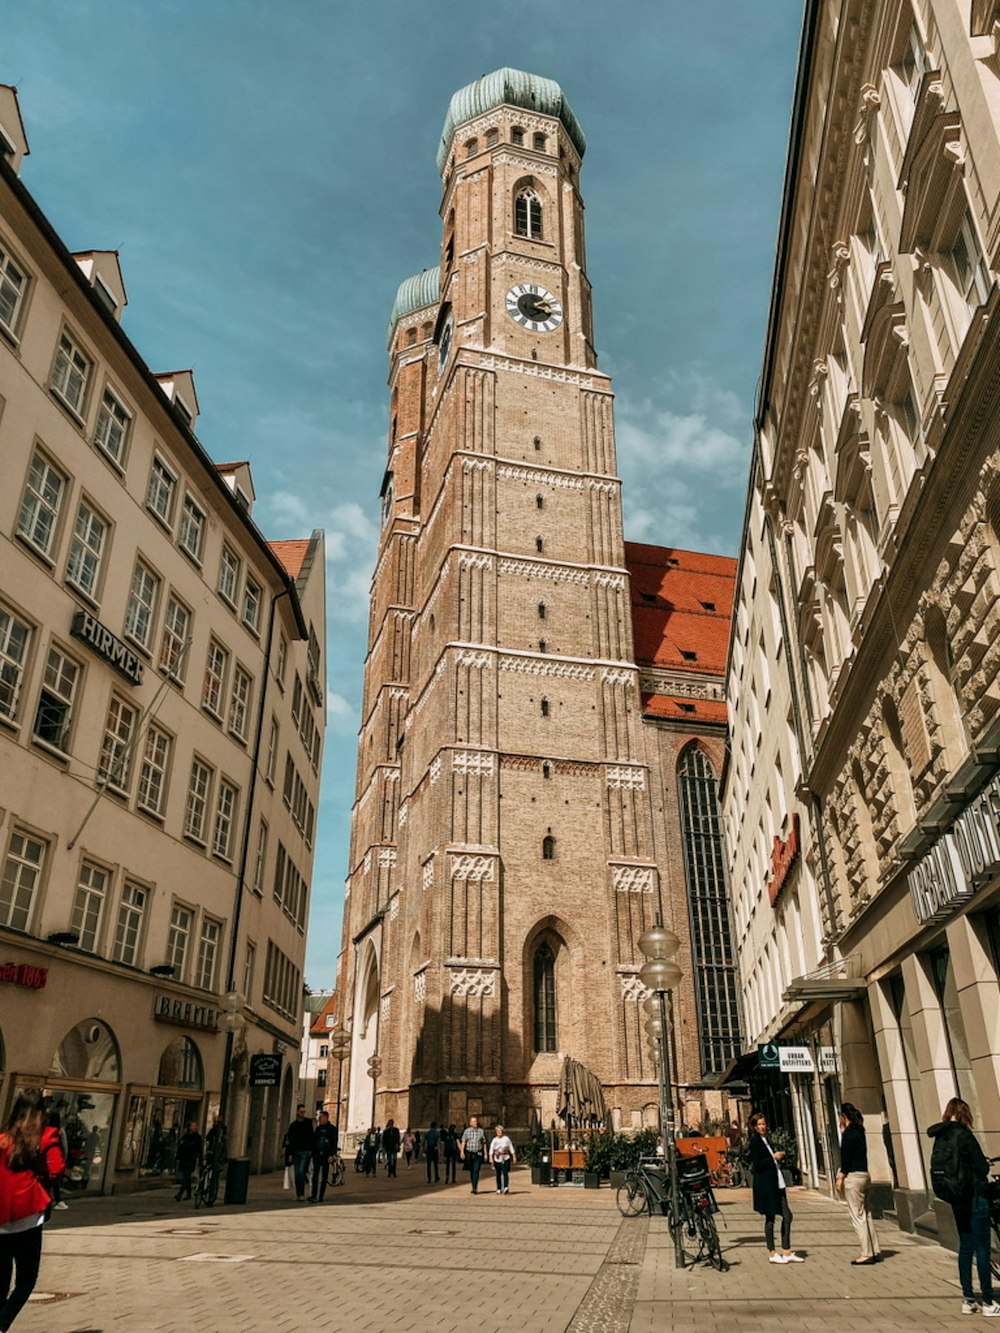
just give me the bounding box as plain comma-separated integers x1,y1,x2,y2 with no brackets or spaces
270,539,310,579
310,991,338,1037
215,460,250,472
624,541,736,675
640,693,729,725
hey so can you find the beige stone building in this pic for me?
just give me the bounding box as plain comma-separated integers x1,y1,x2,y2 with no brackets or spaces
723,0,1000,1239
335,70,742,1139
0,86,325,1190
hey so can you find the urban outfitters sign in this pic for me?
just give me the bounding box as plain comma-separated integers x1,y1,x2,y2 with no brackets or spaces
908,767,1000,923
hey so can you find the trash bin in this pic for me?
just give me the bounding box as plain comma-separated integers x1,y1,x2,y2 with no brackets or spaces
224,1156,251,1204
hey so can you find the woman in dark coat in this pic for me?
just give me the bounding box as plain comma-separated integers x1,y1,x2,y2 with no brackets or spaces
748,1110,803,1264
835,1103,880,1264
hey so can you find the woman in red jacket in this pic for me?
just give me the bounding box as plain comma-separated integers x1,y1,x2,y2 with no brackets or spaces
0,1090,64,1332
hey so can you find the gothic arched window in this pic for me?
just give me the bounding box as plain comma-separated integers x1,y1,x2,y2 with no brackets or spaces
516,189,543,240
542,834,555,860
533,942,556,1051
677,747,742,1079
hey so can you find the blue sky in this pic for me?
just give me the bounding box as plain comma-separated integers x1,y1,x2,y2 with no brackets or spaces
5,1,804,988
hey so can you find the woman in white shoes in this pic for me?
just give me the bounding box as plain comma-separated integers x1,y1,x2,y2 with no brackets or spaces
748,1110,803,1265
489,1125,515,1194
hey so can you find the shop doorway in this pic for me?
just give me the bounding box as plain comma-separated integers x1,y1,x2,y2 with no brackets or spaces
139,1037,204,1179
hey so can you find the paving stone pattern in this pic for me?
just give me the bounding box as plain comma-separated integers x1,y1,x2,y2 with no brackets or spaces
23,1172,974,1332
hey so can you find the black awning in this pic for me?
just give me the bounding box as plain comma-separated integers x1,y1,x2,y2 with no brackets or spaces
714,1049,759,1089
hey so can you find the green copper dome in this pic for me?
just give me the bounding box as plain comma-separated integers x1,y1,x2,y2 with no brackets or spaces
436,68,586,173
387,267,440,344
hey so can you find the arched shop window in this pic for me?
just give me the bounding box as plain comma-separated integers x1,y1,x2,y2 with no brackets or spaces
157,1036,203,1089
50,1017,120,1083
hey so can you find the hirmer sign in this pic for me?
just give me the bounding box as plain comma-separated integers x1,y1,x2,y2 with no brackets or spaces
71,609,144,686
908,768,1000,923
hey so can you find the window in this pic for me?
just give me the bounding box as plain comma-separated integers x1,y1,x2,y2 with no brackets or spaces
137,723,171,816
538,639,547,653
243,577,262,633
540,697,549,717
51,331,91,416
99,695,137,792
213,779,239,861
511,127,524,146
535,535,543,552
178,493,205,562
243,939,256,1000
486,128,498,147
515,190,543,240
678,747,742,1078
533,133,547,152
123,560,158,648
72,861,108,953
167,903,193,981
538,602,546,619
65,500,108,600
184,758,213,843
0,606,31,721
229,665,253,741
465,137,477,158
542,834,555,860
111,881,146,966
0,829,46,931
93,387,131,467
218,545,241,607
0,245,26,336
542,762,551,779
146,456,177,526
533,941,556,1051
536,494,544,509
158,595,191,681
252,818,269,895
33,646,79,751
263,940,300,1021
265,715,279,784
899,21,927,105
17,451,65,558
202,638,229,717
948,210,991,318
195,917,221,991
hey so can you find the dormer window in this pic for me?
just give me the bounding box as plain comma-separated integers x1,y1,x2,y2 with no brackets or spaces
516,190,543,241
174,395,194,428
93,275,118,317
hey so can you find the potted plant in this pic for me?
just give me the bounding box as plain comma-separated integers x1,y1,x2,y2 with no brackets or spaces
521,1129,551,1185
583,1131,612,1188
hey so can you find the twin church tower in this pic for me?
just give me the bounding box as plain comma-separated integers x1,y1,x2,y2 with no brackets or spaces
336,70,740,1135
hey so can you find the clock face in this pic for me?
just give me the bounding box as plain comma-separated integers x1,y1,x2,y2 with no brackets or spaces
506,283,563,333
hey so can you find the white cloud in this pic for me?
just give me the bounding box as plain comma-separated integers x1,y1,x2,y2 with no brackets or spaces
325,690,358,736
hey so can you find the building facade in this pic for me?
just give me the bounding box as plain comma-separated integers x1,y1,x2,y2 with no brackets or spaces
299,990,335,1116
335,70,742,1139
723,0,1000,1238
0,86,326,1190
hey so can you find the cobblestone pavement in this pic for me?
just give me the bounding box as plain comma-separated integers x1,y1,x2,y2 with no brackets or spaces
20,1172,973,1332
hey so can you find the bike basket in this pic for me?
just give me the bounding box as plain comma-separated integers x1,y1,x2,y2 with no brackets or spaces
677,1152,710,1187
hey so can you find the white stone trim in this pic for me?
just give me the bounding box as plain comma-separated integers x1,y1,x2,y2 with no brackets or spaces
498,656,596,680
611,864,656,894
449,967,497,998
607,766,646,790
452,751,495,775
377,848,397,868
498,558,589,585
619,972,651,1002
450,853,495,881
422,853,436,889
497,464,584,490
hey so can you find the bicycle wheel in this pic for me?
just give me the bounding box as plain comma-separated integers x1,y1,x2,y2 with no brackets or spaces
696,1208,727,1271
333,1157,346,1187
193,1174,206,1210
616,1175,648,1218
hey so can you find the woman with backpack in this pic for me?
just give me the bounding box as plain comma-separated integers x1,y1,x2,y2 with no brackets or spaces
834,1103,880,1265
927,1098,1000,1318
0,1089,65,1332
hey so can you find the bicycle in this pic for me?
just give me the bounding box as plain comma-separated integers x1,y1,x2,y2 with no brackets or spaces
330,1152,346,1188
712,1149,749,1189
193,1157,221,1209
616,1155,727,1271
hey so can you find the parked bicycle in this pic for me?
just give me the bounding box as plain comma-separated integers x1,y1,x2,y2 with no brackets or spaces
712,1149,749,1189
330,1152,347,1188
194,1156,221,1209
616,1154,727,1271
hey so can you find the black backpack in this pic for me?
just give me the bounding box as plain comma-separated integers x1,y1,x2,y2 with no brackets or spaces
930,1126,972,1204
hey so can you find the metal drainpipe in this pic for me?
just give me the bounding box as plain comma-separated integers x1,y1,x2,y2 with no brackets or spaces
219,586,291,1126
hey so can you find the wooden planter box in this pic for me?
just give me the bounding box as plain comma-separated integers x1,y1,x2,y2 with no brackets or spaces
549,1149,586,1171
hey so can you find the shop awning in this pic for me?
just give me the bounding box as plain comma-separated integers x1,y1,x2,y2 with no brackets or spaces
714,1049,758,1089
782,976,867,1004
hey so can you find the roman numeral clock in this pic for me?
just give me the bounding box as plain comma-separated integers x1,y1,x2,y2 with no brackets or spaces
505,282,564,333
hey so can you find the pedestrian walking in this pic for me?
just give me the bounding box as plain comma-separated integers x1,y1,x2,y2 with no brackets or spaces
402,1129,415,1168
0,1089,65,1332
424,1122,440,1183
488,1124,515,1195
460,1116,487,1195
374,1126,383,1166
442,1124,460,1183
835,1103,880,1265
383,1119,401,1178
174,1120,202,1201
928,1097,1000,1317
45,1113,68,1211
413,1129,422,1162
748,1110,803,1264
310,1111,338,1203
362,1127,378,1177
283,1104,315,1202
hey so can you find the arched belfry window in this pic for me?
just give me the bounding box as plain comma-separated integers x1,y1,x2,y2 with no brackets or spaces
542,834,555,860
516,189,543,240
533,941,556,1051
677,747,742,1079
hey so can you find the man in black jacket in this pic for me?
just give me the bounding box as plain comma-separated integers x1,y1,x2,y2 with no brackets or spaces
283,1104,315,1202
309,1111,338,1202
382,1119,401,1178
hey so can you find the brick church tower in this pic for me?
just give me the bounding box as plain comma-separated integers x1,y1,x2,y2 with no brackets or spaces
336,70,738,1135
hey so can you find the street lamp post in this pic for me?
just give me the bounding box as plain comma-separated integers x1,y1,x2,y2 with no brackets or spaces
330,1029,351,1134
638,922,684,1270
